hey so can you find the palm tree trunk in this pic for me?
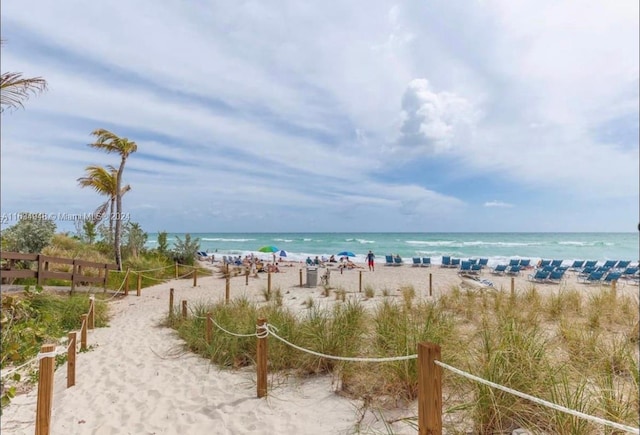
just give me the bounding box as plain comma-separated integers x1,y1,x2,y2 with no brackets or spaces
114,157,126,271
109,197,115,244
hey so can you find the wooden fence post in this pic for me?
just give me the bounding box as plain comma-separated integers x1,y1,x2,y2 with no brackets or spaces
510,277,515,298
611,279,617,299
175,262,179,279
35,343,56,435
418,342,442,435
103,264,109,292
267,272,272,294
256,318,268,398
136,273,142,297
67,332,76,388
299,268,303,287
123,268,130,296
225,276,230,304
245,269,249,286
88,295,95,330
429,273,433,297
37,254,44,287
193,268,198,287
359,270,363,292
169,288,174,318
182,300,187,319
206,312,213,344
71,259,77,294
81,314,88,351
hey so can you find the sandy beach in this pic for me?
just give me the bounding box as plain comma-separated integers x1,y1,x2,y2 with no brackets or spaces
1,261,637,434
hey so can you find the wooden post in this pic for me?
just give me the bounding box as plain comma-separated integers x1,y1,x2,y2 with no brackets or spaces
136,273,142,297
267,272,272,294
88,295,95,330
193,268,198,287
124,268,130,296
429,273,433,297
71,259,77,294
418,342,442,435
81,314,88,351
103,264,109,292
206,312,213,344
256,318,268,398
169,288,174,318
299,268,303,287
510,277,515,298
35,343,56,435
67,332,76,388
225,276,230,304
37,254,44,287
175,262,179,279
359,270,363,292
245,269,249,286
182,300,187,319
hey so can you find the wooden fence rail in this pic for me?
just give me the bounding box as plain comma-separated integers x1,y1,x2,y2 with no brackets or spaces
0,252,118,292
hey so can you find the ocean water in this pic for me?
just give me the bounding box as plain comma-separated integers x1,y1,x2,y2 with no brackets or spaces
145,233,639,266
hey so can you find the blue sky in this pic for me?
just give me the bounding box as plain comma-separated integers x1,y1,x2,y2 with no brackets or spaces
1,0,638,233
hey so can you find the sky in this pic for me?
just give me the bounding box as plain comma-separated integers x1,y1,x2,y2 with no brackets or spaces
1,0,638,234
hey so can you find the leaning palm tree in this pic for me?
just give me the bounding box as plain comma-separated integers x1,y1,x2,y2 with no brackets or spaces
77,165,131,244
1,41,48,113
88,129,138,270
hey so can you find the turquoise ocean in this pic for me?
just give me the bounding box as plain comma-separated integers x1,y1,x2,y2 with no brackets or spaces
146,233,639,266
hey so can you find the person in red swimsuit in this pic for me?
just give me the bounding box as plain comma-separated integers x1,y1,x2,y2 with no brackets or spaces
366,250,375,271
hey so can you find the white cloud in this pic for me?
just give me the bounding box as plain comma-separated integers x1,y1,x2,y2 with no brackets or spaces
484,201,513,208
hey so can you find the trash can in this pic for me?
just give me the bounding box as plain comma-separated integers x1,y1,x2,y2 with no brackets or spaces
306,267,318,288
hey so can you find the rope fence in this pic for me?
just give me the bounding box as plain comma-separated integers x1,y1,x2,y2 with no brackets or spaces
199,309,640,435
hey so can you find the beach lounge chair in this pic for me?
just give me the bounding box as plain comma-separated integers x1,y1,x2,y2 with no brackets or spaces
385,255,394,266
468,259,478,265
551,259,563,268
601,260,617,270
421,257,431,267
393,256,404,266
519,259,531,268
621,266,639,279
451,258,460,268
509,259,519,267
412,257,421,267
601,271,622,284
528,270,550,283
491,264,507,275
458,261,472,274
541,265,555,273
547,269,566,284
578,266,597,277
441,256,451,268
471,264,482,274
568,260,585,272
478,258,489,268
614,260,630,270
577,270,605,284
583,260,597,269
539,260,552,268
506,265,521,275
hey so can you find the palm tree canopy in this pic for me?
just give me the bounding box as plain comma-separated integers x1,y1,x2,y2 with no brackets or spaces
89,129,138,158
77,165,118,196
0,71,48,113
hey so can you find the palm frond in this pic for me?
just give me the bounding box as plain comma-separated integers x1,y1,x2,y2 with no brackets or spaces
0,72,48,113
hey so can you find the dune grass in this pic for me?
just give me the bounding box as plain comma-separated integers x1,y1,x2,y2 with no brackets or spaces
168,284,639,434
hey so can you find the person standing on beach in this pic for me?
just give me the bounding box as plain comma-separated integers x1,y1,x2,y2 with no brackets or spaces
366,250,375,271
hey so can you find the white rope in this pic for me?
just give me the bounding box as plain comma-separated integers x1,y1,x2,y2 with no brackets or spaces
129,264,173,273
265,324,418,363
138,273,169,282
0,356,39,378
435,360,640,434
209,317,258,338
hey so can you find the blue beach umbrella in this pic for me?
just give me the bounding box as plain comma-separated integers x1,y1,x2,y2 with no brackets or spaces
337,251,356,257
278,250,287,257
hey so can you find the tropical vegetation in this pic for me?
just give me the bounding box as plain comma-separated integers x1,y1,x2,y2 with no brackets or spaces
0,40,48,113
